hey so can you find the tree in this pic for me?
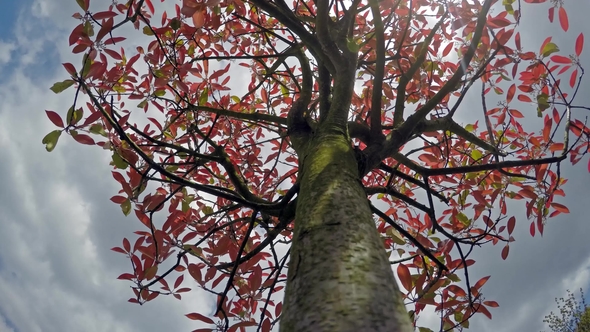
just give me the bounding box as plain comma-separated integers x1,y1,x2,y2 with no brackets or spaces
43,0,590,331
543,289,590,332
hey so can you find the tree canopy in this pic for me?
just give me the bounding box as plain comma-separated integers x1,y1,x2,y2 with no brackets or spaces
44,0,590,331
543,289,590,332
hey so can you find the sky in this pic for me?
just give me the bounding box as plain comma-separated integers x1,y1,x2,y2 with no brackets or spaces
0,1,589,332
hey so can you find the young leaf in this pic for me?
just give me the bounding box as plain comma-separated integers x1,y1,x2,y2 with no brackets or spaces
41,130,62,152
50,80,75,94
541,42,559,57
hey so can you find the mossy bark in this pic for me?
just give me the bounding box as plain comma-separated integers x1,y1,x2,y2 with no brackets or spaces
279,130,413,332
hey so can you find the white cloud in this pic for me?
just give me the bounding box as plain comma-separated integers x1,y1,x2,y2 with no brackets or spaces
0,41,15,65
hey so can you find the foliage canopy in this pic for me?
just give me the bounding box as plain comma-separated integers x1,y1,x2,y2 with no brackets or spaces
44,0,590,331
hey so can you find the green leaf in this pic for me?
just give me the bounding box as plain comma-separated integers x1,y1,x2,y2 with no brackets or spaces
142,26,154,36
199,88,208,105
181,200,190,213
346,38,360,53
83,20,94,37
121,199,131,216
471,149,482,160
76,0,87,11
89,124,107,136
183,245,202,257
537,93,550,116
447,273,461,282
153,89,166,97
81,54,92,78
112,152,128,169
50,80,75,94
170,18,181,30
418,327,434,332
202,206,214,215
42,130,62,152
386,228,406,245
137,100,148,110
541,42,560,57
456,212,471,226
231,95,241,104
66,107,83,125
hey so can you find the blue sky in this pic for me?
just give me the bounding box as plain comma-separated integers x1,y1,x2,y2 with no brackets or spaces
0,1,589,332
0,1,19,39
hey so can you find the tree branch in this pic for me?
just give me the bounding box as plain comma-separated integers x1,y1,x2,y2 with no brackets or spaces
368,0,385,141
370,203,448,272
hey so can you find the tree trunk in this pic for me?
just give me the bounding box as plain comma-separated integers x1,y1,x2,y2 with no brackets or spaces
280,131,413,332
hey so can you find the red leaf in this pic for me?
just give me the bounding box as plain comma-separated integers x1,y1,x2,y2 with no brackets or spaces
506,84,515,104
397,264,412,291
509,109,524,118
227,321,257,332
570,69,578,88
123,238,131,252
551,202,570,213
188,263,202,284
145,0,155,14
72,44,88,54
507,216,516,235
473,276,491,290
193,10,205,28
517,94,532,103
92,11,118,20
530,221,536,237
174,275,184,289
576,33,584,57
185,313,214,324
117,273,135,280
103,48,122,60
96,18,114,43
62,63,77,76
587,158,590,172
477,304,493,319
45,110,64,128
418,154,439,165
72,133,95,145
111,246,126,254
551,55,571,64
110,195,127,204
484,300,500,308
69,24,84,46
442,43,454,57
104,37,126,45
558,7,569,32
501,245,509,260
543,115,552,141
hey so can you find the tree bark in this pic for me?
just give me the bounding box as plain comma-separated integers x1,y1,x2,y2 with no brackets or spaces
279,130,413,332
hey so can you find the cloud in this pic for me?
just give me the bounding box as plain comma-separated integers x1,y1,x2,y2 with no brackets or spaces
0,2,211,332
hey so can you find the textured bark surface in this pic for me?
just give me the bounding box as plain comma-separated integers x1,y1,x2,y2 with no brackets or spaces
279,131,413,332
